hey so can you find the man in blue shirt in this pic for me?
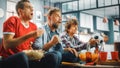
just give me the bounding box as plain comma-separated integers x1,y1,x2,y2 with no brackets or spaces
33,7,63,68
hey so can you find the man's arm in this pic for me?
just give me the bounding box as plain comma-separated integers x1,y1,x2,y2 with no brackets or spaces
32,35,43,50
33,35,57,51
42,39,54,51
3,29,44,49
43,35,59,51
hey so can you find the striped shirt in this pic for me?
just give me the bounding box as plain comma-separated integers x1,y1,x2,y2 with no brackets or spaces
61,32,88,51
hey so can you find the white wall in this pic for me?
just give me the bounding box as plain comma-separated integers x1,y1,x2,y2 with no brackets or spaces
0,0,7,38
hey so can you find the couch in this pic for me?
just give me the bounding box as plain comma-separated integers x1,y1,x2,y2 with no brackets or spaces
0,38,2,52
0,38,2,68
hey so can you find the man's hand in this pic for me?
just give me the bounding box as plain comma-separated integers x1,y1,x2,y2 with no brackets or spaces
50,35,60,45
43,35,61,51
64,47,78,57
89,38,99,45
31,29,44,38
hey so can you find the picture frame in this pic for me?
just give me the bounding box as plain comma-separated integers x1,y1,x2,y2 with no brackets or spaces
36,11,42,21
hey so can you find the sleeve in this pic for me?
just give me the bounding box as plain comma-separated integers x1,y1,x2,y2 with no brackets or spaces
32,25,47,50
74,36,87,51
32,35,43,50
3,16,16,35
61,35,74,48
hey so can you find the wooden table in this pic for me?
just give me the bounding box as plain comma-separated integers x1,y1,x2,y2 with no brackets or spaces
99,60,120,66
62,61,120,68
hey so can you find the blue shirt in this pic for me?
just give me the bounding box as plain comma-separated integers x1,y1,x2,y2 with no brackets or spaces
33,24,63,52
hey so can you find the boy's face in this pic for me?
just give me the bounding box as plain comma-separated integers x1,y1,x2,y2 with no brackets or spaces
68,25,78,34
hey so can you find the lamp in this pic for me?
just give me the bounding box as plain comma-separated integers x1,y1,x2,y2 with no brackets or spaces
103,17,108,23
114,19,120,26
103,0,108,23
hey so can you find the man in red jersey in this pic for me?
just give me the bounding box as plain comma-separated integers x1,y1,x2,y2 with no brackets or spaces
0,0,60,68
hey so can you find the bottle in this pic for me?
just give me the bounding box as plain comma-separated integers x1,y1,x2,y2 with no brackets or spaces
94,43,99,53
99,41,105,52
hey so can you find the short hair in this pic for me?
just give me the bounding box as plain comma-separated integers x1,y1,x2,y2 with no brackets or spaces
47,7,61,16
16,0,30,15
65,19,78,33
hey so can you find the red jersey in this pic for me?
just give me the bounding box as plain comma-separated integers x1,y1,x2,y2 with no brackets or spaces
0,16,37,58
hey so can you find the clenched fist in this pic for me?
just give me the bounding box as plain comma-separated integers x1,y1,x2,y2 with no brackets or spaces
50,35,60,45
30,29,44,38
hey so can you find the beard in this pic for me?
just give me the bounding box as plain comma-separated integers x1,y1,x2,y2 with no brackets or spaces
52,23,59,29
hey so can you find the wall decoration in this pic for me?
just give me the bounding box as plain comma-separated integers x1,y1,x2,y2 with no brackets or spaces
36,11,42,21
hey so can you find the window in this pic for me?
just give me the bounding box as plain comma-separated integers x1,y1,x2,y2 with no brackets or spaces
80,13,93,31
112,0,118,5
79,0,96,10
62,1,78,12
114,32,120,42
105,0,111,6
96,17,109,31
72,1,78,11
67,2,73,11
91,0,96,8
113,22,119,31
98,0,118,7
79,0,84,10
62,3,67,12
85,0,90,9
98,0,111,7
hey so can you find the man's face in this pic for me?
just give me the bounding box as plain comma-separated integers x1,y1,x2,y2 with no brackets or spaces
49,11,62,29
20,2,33,20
